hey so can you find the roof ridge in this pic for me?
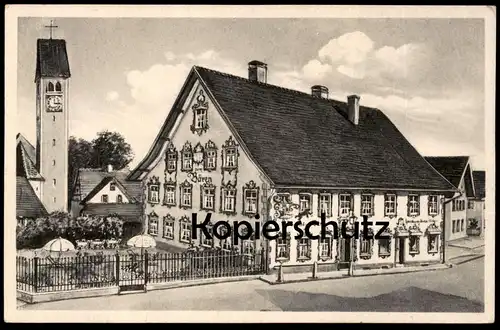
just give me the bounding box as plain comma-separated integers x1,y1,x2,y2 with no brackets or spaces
194,65,372,109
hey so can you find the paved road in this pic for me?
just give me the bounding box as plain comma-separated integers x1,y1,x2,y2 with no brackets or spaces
20,258,484,312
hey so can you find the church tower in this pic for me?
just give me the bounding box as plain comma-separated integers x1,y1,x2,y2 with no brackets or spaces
35,24,71,213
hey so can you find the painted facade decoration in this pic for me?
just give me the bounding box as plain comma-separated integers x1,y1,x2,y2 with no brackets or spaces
128,62,458,274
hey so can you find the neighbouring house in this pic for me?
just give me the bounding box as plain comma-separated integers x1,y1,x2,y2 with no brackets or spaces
127,61,457,274
424,156,476,242
16,134,48,226
467,171,486,236
70,166,144,239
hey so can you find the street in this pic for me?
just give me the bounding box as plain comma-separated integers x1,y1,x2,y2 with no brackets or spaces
19,257,484,312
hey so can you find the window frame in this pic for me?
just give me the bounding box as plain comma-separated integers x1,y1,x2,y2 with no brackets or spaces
318,192,332,217
179,215,192,244
147,176,161,205
200,221,214,248
384,193,397,217
203,140,218,171
360,193,375,217
407,194,420,216
299,193,312,213
101,194,109,203
408,235,420,255
318,232,333,261
200,182,216,211
163,214,175,240
162,181,177,207
148,212,159,236
242,181,259,217
359,228,374,260
179,179,193,210
165,141,178,174
220,183,237,215
180,142,193,172
221,136,238,172
275,233,291,262
338,193,353,217
428,195,439,216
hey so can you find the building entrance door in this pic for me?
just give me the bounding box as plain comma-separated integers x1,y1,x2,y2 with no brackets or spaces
338,238,351,269
398,238,405,264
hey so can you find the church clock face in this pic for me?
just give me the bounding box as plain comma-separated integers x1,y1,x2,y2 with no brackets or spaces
46,95,63,112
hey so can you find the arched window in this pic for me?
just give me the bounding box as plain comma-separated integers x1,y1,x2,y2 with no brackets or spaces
55,82,62,92
52,139,56,146
47,82,55,92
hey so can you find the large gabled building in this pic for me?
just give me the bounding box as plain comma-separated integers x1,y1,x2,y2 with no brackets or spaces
127,60,457,274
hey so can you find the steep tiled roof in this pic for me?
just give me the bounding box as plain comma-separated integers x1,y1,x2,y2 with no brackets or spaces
472,171,485,199
194,66,456,190
16,134,43,180
424,156,469,188
81,203,143,223
424,156,475,197
16,176,48,218
75,168,142,202
36,39,71,81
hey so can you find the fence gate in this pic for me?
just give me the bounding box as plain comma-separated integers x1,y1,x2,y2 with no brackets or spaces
118,253,146,293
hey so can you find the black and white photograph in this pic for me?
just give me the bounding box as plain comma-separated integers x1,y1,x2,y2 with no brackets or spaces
4,5,495,323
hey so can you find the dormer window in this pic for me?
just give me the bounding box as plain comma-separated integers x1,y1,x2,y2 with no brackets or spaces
165,141,178,174
181,142,193,171
190,89,209,135
222,136,238,172
204,140,217,171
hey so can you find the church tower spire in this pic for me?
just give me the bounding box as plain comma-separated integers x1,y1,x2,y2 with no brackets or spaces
35,21,71,213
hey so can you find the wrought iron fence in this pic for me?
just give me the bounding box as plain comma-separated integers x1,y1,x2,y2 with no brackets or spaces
16,249,265,293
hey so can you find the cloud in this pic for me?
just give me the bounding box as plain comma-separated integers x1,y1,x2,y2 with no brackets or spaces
308,31,429,83
302,59,332,80
105,91,120,102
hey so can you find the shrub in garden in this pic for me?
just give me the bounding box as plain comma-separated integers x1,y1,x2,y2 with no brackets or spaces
16,212,125,250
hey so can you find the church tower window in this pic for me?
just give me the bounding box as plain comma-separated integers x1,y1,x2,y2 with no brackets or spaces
55,81,62,92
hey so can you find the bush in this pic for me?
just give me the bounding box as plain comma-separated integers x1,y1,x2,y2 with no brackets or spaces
16,212,125,250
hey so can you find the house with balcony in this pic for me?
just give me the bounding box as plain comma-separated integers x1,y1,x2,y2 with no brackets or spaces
127,60,457,274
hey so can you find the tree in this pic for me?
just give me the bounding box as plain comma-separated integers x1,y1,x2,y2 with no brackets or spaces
91,131,134,170
68,131,134,199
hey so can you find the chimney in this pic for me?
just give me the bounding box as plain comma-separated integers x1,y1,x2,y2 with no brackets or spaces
107,164,114,172
248,60,267,83
311,85,329,99
347,95,360,125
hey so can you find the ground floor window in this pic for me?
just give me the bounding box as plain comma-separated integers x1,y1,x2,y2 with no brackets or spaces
318,236,333,260
179,216,192,243
148,212,158,236
427,234,439,254
276,234,290,262
378,237,391,258
218,225,232,251
163,215,174,240
409,236,420,255
296,238,312,261
359,229,374,260
200,222,214,247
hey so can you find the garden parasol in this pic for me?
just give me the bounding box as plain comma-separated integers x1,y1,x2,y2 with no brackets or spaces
126,233,156,255
42,237,76,259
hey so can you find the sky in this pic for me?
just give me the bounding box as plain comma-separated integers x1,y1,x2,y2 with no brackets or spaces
17,17,486,170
